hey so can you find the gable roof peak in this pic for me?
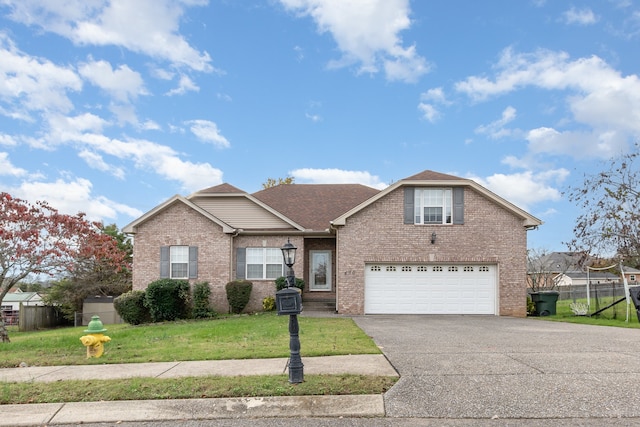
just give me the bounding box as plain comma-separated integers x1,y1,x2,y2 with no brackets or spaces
402,170,463,181
193,183,246,195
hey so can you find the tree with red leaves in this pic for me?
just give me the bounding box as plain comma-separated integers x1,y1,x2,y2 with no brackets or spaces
0,193,129,342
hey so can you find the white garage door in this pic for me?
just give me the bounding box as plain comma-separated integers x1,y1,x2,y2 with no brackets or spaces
364,264,496,314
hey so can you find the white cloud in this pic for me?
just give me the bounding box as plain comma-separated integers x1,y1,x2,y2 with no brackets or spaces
166,74,200,96
291,168,387,189
456,48,640,159
469,169,569,211
418,87,450,122
185,120,230,148
78,59,147,102
0,34,81,117
280,0,429,83
78,150,125,179
11,177,143,221
0,133,18,146
305,112,322,122
420,87,449,104
109,104,140,127
475,106,517,139
0,152,27,177
418,103,440,123
3,0,214,71
563,7,598,25
78,133,223,192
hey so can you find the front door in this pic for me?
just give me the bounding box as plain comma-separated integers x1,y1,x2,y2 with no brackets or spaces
310,250,331,291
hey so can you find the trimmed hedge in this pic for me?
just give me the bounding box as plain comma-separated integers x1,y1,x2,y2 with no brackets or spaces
275,276,305,292
114,290,151,325
225,280,253,314
144,279,191,322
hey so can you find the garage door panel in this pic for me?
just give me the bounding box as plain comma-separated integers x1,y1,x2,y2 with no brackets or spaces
365,264,496,315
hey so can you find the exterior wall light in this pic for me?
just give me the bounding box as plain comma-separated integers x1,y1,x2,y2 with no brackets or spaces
431,232,437,244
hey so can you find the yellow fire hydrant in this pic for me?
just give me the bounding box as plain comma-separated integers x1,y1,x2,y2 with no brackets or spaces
80,315,111,358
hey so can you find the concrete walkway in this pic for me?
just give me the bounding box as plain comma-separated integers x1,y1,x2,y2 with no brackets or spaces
0,354,398,426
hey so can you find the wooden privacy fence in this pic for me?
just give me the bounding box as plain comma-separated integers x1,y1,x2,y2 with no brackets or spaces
18,304,66,332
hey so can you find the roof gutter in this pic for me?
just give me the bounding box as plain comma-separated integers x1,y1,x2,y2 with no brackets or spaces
232,229,332,237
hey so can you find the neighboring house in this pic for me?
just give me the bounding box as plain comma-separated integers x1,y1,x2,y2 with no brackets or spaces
1,290,44,326
528,252,640,288
123,170,542,317
555,272,620,287
527,251,591,290
621,266,640,285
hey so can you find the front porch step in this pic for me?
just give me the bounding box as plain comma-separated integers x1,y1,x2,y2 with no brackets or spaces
303,299,336,312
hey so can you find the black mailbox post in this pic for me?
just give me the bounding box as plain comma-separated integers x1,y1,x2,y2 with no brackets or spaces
276,287,302,315
278,239,304,384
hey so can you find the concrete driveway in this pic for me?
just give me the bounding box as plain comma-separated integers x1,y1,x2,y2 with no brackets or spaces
354,315,640,421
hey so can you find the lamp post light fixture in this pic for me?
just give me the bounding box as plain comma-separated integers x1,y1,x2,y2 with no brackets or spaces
281,238,297,287
277,238,304,384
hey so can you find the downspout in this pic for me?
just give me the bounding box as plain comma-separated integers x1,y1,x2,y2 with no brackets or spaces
229,229,242,282
329,221,339,313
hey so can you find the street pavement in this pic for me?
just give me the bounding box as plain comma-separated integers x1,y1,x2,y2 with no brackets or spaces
3,315,640,426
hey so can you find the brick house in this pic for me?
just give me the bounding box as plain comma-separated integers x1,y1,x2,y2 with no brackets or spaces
123,170,542,317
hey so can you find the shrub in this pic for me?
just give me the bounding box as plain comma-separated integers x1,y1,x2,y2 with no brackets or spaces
526,296,535,316
262,295,275,311
144,279,191,322
275,276,305,293
192,282,215,319
114,290,151,325
225,280,253,314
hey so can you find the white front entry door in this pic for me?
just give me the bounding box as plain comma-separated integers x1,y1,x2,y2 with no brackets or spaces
310,250,331,291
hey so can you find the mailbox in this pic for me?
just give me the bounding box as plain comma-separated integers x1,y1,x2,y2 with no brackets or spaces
276,287,303,315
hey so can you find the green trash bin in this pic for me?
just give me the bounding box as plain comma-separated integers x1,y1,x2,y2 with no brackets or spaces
530,291,559,316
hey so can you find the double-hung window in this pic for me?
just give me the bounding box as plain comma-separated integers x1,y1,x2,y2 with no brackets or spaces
170,246,189,278
414,188,452,224
160,246,198,279
246,248,284,280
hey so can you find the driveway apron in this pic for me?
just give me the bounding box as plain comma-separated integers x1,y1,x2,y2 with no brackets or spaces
354,315,640,420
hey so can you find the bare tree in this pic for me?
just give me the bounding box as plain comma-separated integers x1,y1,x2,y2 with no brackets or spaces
262,177,295,189
566,144,640,268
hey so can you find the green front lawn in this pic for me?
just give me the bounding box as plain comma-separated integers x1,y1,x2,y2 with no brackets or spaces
1,312,380,368
0,313,397,404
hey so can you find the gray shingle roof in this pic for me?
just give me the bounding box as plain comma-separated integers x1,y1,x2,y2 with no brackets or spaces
252,184,380,231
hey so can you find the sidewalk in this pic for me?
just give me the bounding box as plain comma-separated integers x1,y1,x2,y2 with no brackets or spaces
1,354,398,426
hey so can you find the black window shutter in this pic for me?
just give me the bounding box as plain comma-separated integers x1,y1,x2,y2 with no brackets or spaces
160,246,170,278
236,247,246,280
189,246,198,279
403,187,415,224
453,187,464,225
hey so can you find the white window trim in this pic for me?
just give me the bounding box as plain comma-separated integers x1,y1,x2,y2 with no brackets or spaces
246,248,284,280
170,246,189,279
414,188,453,225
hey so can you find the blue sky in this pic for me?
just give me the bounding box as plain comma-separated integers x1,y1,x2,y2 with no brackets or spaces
0,0,639,252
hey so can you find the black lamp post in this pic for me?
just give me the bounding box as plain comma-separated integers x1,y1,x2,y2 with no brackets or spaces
279,238,304,383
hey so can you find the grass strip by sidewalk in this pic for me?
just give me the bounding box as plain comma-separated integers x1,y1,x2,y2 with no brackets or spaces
1,374,398,405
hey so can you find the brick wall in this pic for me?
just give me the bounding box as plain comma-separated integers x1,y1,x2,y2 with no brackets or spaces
131,202,233,313
336,186,529,317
